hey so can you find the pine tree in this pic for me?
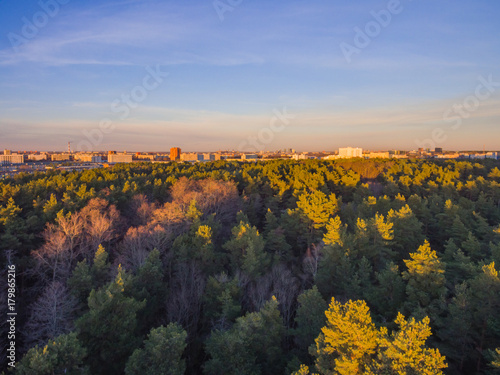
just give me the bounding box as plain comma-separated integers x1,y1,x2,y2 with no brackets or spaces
450,216,469,243
281,208,309,258
0,197,29,251
438,282,475,372
125,323,187,375
442,239,477,288
203,272,241,328
472,211,492,242
76,266,145,375
369,213,395,266
204,297,285,375
313,298,379,374
264,208,279,235
265,226,292,263
376,313,447,374
402,240,446,320
469,262,500,372
223,221,270,278
491,348,500,369
353,217,370,258
311,298,447,375
365,262,405,319
461,232,483,262
68,244,111,306
292,286,328,362
67,260,93,306
16,332,89,375
353,214,394,269
323,216,344,247
387,204,424,257
186,199,203,222
91,244,110,286
315,243,360,301
42,193,61,222
127,249,165,333
296,190,339,242
291,364,317,375
172,221,216,274
491,241,500,265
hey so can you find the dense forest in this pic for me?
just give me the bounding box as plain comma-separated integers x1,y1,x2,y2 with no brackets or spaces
1,158,500,374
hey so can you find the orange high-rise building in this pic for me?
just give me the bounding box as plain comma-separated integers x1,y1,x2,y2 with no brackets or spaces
170,147,181,161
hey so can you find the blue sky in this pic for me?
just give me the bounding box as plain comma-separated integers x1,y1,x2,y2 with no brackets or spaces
0,0,499,152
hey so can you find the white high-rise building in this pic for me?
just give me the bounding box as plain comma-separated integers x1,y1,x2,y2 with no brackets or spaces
338,147,363,159
0,153,24,164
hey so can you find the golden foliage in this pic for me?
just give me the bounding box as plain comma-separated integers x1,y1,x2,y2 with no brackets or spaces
312,298,447,375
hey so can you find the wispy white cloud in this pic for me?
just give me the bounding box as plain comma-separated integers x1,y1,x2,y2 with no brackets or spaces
2,94,499,151
0,0,499,151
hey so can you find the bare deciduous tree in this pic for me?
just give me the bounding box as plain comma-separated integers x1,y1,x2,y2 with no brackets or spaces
148,224,171,253
23,281,77,350
170,177,240,225
240,270,272,312
127,194,157,227
166,262,206,336
117,224,172,272
303,242,322,278
118,226,154,272
242,264,300,327
152,201,187,230
32,229,73,282
270,264,300,327
56,211,84,252
80,198,121,258
32,199,122,283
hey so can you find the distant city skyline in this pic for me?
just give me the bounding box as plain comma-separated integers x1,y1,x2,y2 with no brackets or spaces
3,146,500,154
1,0,500,151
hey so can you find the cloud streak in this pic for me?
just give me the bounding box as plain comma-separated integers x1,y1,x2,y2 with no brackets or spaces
0,0,499,150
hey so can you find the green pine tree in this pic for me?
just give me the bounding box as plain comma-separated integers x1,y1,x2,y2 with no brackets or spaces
76,266,145,375
15,332,89,375
125,323,187,375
